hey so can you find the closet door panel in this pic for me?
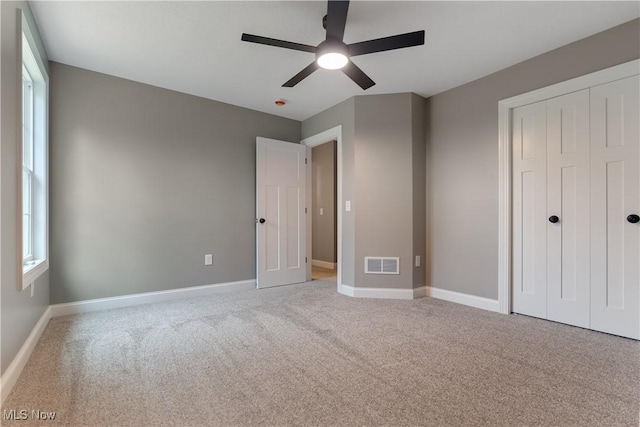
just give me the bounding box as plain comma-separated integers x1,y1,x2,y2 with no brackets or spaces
546,90,591,328
512,101,548,319
590,75,640,339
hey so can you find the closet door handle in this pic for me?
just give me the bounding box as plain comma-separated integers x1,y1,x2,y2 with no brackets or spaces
548,215,559,224
628,214,640,224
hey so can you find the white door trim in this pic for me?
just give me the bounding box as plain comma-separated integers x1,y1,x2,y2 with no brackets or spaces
497,59,640,315
301,125,343,293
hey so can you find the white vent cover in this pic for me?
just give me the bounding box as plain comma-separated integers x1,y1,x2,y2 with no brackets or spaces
364,257,400,275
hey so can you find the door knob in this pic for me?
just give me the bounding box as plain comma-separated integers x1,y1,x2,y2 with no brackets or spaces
548,215,559,224
258,218,266,224
628,214,640,224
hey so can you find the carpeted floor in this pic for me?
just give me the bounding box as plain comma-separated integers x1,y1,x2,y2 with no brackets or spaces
2,279,639,426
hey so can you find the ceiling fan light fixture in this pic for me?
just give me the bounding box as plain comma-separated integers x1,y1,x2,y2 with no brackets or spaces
316,40,349,70
317,52,348,70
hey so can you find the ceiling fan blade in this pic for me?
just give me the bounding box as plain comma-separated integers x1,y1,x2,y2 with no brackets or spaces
326,0,350,41
348,30,425,57
241,33,316,53
342,61,375,90
283,62,320,87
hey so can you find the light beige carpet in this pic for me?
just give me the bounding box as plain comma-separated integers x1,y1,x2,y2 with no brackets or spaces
2,280,639,426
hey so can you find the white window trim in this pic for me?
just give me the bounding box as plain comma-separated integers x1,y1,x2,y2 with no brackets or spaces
19,11,49,291
23,65,34,263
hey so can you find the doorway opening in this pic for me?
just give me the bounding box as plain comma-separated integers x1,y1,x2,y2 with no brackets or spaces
302,125,343,292
310,140,337,283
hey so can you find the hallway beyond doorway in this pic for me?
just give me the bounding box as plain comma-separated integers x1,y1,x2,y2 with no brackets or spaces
312,265,336,281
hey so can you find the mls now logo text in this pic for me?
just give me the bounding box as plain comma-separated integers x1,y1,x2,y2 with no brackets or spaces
3,409,57,421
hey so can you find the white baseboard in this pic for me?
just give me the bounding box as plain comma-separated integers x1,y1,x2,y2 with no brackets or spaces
427,286,500,312
338,284,355,297
312,259,336,270
50,280,256,317
1,307,52,405
413,286,427,298
339,284,426,300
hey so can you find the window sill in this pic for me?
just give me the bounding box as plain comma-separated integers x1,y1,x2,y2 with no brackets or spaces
22,258,48,290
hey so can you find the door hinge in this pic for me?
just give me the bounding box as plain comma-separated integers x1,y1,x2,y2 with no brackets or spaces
305,207,307,213
305,257,308,263
305,158,307,164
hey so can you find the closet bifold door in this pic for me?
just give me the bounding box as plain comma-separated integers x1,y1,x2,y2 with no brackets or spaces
590,75,640,340
512,100,548,319
545,90,591,329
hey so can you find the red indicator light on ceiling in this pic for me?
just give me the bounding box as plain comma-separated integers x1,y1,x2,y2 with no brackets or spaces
275,99,286,106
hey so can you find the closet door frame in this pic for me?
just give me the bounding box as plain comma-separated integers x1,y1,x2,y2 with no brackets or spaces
497,59,639,316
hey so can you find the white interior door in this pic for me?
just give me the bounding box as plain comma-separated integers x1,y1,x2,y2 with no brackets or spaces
256,137,307,288
513,92,592,329
590,76,640,339
546,90,591,328
512,100,548,319
512,102,547,318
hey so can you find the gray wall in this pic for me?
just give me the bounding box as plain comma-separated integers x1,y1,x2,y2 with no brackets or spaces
49,62,300,303
1,1,50,376
303,93,425,290
354,94,414,289
312,142,336,264
427,18,640,299
302,98,355,287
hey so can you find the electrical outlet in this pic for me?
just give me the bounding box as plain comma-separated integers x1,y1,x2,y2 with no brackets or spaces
345,200,351,211
415,255,421,267
205,254,213,266
320,208,324,215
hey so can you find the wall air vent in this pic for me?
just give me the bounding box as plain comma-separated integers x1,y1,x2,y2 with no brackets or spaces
364,257,400,275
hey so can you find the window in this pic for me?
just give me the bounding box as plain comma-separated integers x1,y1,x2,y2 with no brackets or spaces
23,65,34,263
20,14,48,290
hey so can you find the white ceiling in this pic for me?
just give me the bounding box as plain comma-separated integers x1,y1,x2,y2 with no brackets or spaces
31,1,639,121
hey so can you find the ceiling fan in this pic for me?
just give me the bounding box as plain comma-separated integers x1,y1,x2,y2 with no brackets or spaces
241,0,425,90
